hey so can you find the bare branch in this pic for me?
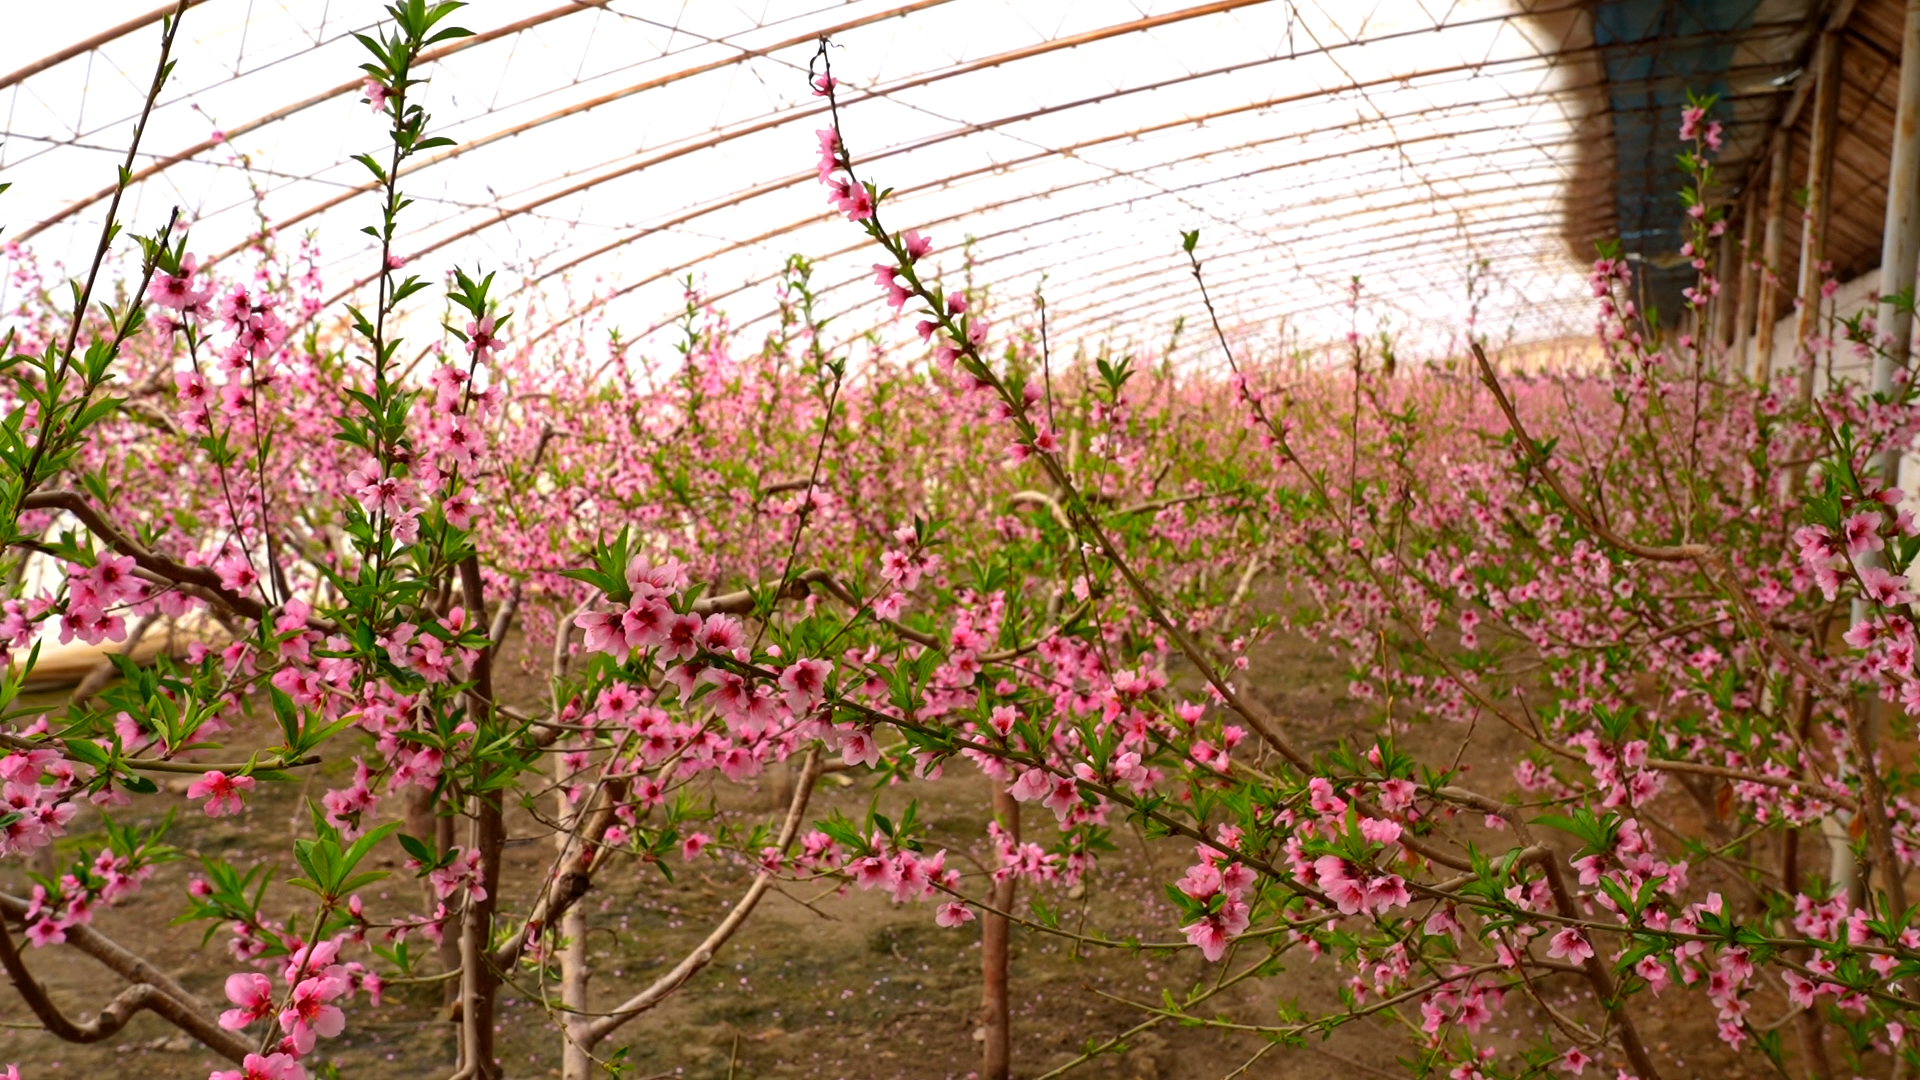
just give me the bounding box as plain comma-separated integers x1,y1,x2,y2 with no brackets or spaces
0,892,253,1062
580,746,822,1046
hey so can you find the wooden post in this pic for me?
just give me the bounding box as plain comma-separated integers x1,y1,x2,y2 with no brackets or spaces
1851,0,1920,948
1732,186,1760,374
1795,30,1844,405
1878,0,1920,393
1712,207,1737,361
1753,133,1792,384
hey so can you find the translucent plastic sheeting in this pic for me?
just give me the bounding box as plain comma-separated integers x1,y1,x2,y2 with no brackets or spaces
0,0,1612,360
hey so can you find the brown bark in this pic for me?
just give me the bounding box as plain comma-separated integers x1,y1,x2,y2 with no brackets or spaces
558,769,593,1080
578,747,821,1048
981,785,1019,1080
402,784,466,1008
452,554,505,1080
1535,851,1662,1080
0,895,252,1062
1777,719,1835,1080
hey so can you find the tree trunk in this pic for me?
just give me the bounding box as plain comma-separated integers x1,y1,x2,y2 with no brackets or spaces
558,752,594,1080
456,789,505,1079
981,785,1019,1080
402,785,466,1010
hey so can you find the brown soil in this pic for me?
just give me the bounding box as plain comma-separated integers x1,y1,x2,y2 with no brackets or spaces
0,626,1774,1079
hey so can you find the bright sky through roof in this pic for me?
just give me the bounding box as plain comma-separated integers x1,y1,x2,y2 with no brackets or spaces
1,0,1595,362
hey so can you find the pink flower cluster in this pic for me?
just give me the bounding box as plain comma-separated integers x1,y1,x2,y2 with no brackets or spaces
1176,837,1257,962
58,552,146,646
216,935,381,1074
813,127,871,222
847,844,957,905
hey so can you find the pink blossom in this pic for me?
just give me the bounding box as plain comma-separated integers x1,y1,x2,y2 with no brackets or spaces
220,971,275,1030
698,613,745,653
661,613,702,661
213,1054,305,1080
1313,856,1368,914
1181,898,1249,962
23,917,63,947
574,610,627,658
1377,778,1416,811
1365,873,1410,912
148,254,211,311
1635,953,1671,993
1547,927,1594,963
1040,775,1080,820
1177,862,1223,900
1307,776,1346,816
213,551,260,595
1009,768,1051,803
777,658,831,712
187,770,256,817
1357,817,1401,846
1860,565,1917,606
464,314,501,361
1784,970,1817,1009
814,128,839,181
1842,512,1886,557
278,975,346,1054
840,727,881,768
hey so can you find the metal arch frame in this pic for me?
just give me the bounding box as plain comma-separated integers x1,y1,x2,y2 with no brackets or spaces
591,107,1790,346
0,0,1837,354
11,0,621,244
5,4,390,175
775,143,1792,347
794,175,1582,323
515,87,1592,293
581,174,1581,358
525,74,1790,354
516,72,1559,289
594,218,1588,392
509,45,1801,347
1045,233,1592,344
789,111,1792,335
321,4,1801,296
0,0,215,93
299,0,1605,305
791,218,1588,372
1040,218,1578,347
206,0,1285,280
831,191,1574,342
952,223,1593,355
516,117,1575,349
448,39,1799,332
190,0,967,266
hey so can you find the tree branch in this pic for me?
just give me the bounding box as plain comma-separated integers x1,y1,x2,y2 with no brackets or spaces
0,892,253,1061
579,746,821,1046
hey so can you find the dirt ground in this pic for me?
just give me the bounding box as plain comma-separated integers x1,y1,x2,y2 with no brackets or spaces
0,625,1774,1079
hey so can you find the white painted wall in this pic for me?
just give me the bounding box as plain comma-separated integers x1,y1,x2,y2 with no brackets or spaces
1747,266,1885,388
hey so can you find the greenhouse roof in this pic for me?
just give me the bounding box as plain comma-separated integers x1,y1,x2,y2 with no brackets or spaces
0,0,1895,357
